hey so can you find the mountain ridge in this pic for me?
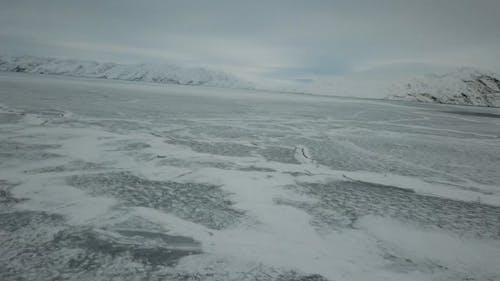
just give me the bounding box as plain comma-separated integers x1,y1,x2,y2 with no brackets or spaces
0,55,253,89
387,68,500,107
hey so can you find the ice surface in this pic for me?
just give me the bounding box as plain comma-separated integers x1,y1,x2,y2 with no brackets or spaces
1,72,500,281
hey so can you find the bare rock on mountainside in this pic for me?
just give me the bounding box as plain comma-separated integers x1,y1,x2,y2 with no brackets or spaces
388,68,500,107
0,55,253,89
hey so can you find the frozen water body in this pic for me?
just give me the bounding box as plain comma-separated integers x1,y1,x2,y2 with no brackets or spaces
1,72,500,281
278,180,500,239
66,171,244,229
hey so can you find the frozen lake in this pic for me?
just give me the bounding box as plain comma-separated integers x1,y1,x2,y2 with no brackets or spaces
1,73,500,281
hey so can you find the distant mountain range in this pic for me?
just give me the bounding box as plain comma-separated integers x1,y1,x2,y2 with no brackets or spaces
289,64,500,107
0,55,253,89
1,55,499,107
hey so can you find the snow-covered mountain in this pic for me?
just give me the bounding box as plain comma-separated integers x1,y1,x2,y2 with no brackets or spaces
281,64,500,107
388,68,500,107
2,56,499,107
0,55,253,89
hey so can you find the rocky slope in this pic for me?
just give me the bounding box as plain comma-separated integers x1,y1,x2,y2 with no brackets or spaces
0,55,253,89
388,68,500,107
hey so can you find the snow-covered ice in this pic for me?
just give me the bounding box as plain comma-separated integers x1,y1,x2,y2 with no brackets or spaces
1,72,499,281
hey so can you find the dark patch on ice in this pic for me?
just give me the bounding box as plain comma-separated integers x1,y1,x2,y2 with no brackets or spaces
104,140,151,151
24,160,105,174
0,210,200,280
238,165,276,172
382,252,447,274
0,180,21,205
0,180,28,210
278,180,500,239
188,125,257,139
443,110,500,119
156,157,238,171
283,171,313,177
66,171,244,229
0,210,66,281
0,151,61,162
156,156,275,172
0,191,26,210
166,138,256,157
0,210,64,232
52,227,201,266
197,161,236,170
342,175,416,193
24,108,67,119
156,157,195,167
0,141,62,162
0,209,204,280
0,141,61,151
0,113,22,124
74,119,151,133
153,264,330,281
276,271,329,281
258,146,301,164
115,229,195,243
3,212,134,278
154,265,308,281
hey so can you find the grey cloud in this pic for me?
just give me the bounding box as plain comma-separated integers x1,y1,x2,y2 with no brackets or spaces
1,0,499,83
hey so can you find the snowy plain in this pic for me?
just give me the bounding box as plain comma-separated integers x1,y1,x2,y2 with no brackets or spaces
1,72,500,281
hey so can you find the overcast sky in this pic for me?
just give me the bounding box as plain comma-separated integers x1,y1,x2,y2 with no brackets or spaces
1,0,499,83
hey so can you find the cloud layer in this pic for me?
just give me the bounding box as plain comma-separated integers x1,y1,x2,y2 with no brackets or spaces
1,0,499,84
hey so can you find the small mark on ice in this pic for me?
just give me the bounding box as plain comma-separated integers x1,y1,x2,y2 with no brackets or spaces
294,145,315,165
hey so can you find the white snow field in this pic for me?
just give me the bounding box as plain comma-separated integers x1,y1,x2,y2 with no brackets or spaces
1,72,500,281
